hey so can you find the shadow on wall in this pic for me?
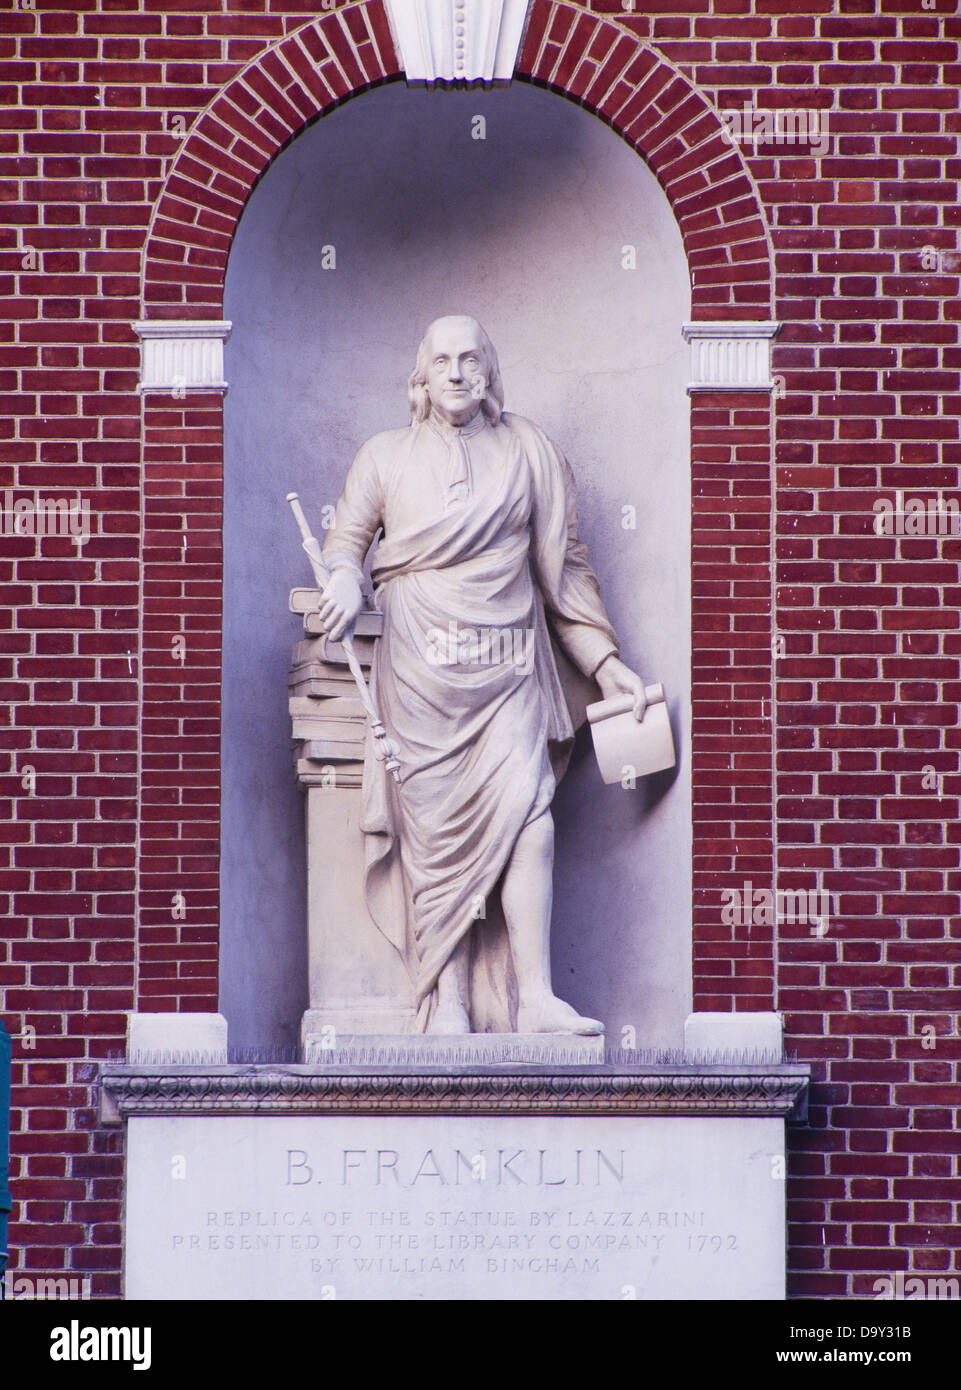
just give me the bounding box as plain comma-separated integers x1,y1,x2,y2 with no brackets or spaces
221,81,692,1051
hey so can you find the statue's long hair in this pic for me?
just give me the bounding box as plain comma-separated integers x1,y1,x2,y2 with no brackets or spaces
407,318,505,425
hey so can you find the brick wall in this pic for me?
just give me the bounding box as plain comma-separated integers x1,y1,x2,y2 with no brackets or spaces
1,0,958,1299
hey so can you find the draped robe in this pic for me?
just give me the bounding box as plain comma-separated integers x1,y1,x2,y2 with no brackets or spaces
322,408,619,1030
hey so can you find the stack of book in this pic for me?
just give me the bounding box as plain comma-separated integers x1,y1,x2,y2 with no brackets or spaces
287,591,384,787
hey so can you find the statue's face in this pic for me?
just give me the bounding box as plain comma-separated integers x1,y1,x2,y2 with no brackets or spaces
425,319,487,426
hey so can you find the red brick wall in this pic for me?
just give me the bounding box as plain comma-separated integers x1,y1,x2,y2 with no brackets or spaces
1,0,958,1299
139,394,223,1013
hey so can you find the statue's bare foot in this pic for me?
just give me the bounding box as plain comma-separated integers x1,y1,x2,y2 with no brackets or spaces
517,995,603,1036
428,1001,471,1035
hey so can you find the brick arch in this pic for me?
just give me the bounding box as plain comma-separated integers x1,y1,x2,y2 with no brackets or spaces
517,1,773,318
142,0,772,318
142,1,401,316
137,0,776,1025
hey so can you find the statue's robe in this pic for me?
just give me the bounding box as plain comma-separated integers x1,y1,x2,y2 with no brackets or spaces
323,408,618,1030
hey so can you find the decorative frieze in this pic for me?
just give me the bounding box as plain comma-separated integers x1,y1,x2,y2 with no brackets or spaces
101,1063,809,1121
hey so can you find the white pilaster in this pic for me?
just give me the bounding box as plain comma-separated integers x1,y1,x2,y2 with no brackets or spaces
134,319,232,394
682,321,780,392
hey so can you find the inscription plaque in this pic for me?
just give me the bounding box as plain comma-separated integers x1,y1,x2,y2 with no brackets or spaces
125,1113,786,1300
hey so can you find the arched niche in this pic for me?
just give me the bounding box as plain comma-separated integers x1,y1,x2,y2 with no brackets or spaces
220,80,691,1050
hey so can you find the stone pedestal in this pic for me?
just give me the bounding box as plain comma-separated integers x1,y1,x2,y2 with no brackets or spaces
103,1054,809,1301
300,785,414,1039
290,593,416,1046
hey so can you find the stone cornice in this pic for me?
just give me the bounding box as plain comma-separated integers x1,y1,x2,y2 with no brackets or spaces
101,1063,809,1122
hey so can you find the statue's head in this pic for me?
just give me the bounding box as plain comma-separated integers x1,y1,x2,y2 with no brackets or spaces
408,315,504,427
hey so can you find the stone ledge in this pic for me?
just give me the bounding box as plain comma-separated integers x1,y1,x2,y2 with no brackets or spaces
100,1063,809,1123
300,1032,605,1066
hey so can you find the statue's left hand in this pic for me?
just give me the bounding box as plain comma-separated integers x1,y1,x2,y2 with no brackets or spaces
595,654,647,721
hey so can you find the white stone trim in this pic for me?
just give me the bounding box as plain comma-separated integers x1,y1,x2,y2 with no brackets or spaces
682,320,780,392
126,1011,228,1064
134,319,232,394
684,1011,783,1060
384,0,530,83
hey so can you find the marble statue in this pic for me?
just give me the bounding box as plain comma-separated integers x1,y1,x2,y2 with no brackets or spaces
318,315,647,1036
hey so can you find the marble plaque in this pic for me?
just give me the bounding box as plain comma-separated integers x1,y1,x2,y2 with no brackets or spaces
124,1113,786,1300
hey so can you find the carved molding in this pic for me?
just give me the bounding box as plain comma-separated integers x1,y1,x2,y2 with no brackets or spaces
134,319,232,394
101,1064,809,1122
682,321,780,392
384,0,530,84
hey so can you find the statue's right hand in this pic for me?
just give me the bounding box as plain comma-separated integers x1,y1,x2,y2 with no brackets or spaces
317,568,363,643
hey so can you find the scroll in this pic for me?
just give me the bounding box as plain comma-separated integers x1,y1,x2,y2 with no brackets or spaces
586,682,676,784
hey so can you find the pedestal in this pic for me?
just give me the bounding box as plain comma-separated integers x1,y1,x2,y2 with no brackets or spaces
104,1053,808,1301
301,787,415,1038
289,599,416,1044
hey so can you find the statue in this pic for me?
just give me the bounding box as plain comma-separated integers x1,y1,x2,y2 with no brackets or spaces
316,315,648,1037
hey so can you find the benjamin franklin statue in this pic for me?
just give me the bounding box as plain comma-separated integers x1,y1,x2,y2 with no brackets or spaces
319,315,646,1036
